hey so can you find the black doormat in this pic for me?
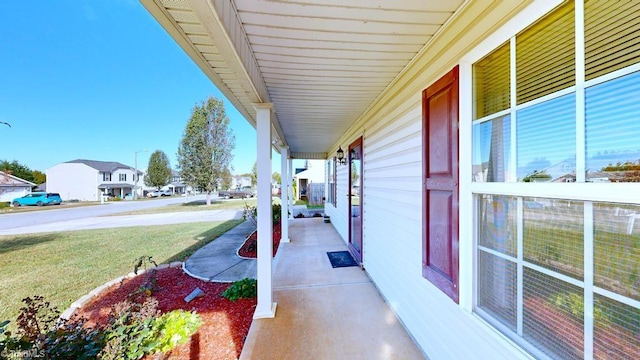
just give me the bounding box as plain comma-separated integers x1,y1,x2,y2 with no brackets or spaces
327,251,358,268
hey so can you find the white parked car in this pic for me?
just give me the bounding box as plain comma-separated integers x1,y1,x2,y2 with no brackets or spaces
147,190,172,198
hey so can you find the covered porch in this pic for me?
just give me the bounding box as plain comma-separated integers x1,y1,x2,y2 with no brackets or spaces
240,217,424,359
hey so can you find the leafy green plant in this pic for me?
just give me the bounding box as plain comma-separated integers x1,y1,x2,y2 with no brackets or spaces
100,298,159,360
550,292,606,324
41,316,106,359
222,278,257,302
149,310,202,353
272,203,282,224
1,292,203,359
243,202,282,225
0,202,10,210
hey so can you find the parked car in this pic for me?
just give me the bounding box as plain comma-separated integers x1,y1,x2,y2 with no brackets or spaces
147,189,172,198
11,192,62,207
218,189,255,199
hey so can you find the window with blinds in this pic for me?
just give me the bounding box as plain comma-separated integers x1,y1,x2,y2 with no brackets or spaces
473,42,510,119
516,1,575,105
585,0,640,80
473,1,640,358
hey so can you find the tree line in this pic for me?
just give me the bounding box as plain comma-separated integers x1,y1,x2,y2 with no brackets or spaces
0,160,46,185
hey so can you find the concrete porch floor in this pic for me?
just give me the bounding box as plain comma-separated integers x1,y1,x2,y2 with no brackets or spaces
240,217,426,360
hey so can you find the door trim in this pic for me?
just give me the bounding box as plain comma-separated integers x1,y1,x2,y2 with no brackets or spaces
348,136,363,263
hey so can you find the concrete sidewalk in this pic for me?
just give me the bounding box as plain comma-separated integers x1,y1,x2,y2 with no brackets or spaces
239,218,425,359
183,219,258,282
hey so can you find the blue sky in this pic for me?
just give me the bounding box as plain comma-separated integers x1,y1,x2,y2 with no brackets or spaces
0,0,281,175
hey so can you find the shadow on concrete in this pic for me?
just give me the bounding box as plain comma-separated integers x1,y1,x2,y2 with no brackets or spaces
162,219,243,264
0,233,60,255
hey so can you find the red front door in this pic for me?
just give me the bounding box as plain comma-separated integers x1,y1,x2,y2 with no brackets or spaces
422,66,459,303
348,137,363,263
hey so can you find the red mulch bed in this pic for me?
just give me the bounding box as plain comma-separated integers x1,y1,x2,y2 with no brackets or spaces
237,221,281,258
525,297,639,359
76,267,257,360
75,223,284,359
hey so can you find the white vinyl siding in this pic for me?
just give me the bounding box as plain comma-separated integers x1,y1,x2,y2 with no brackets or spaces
358,96,528,359
325,1,569,358
46,163,100,201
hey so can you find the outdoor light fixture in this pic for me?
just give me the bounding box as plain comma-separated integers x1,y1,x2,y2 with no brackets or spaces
336,146,347,165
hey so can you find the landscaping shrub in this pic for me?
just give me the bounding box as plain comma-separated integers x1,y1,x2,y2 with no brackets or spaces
0,202,9,210
222,278,257,302
149,310,202,353
0,295,202,360
0,296,106,359
244,202,282,224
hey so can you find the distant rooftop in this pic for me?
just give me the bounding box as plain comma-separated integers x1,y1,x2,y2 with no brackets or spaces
66,159,132,172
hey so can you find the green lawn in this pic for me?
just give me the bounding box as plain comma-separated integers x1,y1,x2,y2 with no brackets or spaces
0,219,242,327
111,198,258,216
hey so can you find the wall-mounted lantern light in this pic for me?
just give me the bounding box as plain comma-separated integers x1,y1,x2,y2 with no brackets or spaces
336,146,347,165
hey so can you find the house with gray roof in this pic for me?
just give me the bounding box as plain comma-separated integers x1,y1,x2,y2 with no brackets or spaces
46,159,142,201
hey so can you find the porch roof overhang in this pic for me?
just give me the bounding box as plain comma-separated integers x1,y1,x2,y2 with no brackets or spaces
98,183,133,189
138,0,471,159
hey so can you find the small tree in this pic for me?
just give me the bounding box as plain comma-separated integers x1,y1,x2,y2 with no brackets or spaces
221,167,233,190
32,170,46,185
177,96,235,205
144,150,172,190
250,162,257,187
272,172,281,185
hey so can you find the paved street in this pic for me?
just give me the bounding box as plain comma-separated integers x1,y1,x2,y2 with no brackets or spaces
0,195,241,235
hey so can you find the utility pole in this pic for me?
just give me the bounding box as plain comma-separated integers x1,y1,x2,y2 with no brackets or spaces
134,149,148,200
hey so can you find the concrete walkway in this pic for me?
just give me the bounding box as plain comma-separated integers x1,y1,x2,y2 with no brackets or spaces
183,219,258,282
239,218,426,360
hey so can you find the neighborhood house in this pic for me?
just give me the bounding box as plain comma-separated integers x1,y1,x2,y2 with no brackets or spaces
140,0,639,359
46,159,142,201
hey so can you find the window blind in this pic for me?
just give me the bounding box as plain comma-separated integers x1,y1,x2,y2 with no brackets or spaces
473,42,510,119
516,1,575,105
585,0,640,80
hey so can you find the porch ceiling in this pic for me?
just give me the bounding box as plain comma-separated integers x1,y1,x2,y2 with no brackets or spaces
140,0,466,159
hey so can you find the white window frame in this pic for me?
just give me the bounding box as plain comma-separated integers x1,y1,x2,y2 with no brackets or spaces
460,0,640,359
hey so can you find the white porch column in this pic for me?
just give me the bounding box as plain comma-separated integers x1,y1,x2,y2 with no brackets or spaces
287,158,294,219
253,103,277,319
280,145,290,243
